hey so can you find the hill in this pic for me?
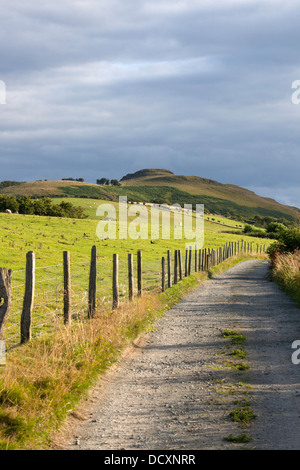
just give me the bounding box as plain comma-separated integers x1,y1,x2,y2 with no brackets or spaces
0,180,115,200
119,169,300,223
1,170,299,223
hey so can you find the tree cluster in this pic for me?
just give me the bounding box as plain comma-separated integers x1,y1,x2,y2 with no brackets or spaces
0,195,86,219
61,178,85,182
96,178,120,186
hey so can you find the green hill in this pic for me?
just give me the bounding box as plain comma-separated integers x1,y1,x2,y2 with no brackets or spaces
1,170,299,223
118,169,299,223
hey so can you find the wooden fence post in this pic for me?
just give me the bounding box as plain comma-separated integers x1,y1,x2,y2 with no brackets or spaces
167,250,172,288
178,250,183,281
174,250,178,285
137,250,142,297
113,254,119,309
185,249,188,277
88,245,97,319
128,253,134,302
21,251,35,344
188,246,192,276
63,251,71,325
195,246,198,272
161,256,166,292
0,268,13,342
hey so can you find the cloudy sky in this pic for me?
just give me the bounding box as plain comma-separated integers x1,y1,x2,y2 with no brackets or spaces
1,0,300,208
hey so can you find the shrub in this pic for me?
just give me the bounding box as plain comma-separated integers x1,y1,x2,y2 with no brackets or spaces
267,227,300,264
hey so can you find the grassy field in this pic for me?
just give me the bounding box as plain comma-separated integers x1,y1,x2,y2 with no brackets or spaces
0,198,272,349
0,197,268,271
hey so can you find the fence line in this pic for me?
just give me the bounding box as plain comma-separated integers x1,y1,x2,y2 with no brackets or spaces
0,240,266,351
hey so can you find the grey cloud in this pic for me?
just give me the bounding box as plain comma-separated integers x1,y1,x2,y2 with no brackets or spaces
0,0,300,207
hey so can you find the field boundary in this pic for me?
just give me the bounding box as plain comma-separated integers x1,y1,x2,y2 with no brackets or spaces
0,240,266,352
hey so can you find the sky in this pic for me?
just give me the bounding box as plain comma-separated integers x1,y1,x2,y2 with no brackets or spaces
0,0,300,208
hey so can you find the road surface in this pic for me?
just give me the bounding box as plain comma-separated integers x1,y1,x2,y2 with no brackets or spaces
63,260,300,450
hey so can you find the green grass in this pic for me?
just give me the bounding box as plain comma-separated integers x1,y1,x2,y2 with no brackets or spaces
223,433,253,443
222,330,246,345
0,200,271,349
0,198,271,271
228,406,257,425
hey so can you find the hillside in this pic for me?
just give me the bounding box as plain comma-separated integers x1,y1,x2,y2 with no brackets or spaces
0,180,115,200
119,169,300,222
1,170,299,223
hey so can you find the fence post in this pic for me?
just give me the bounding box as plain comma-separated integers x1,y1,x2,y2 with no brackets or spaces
0,268,13,342
174,250,178,285
178,250,183,281
63,251,72,325
167,250,172,288
162,256,166,292
195,246,198,272
128,253,134,302
88,245,97,319
137,250,142,297
21,251,35,344
113,254,119,309
188,246,192,276
185,249,188,277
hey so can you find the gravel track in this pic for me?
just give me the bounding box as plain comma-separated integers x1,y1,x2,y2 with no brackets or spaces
64,260,300,450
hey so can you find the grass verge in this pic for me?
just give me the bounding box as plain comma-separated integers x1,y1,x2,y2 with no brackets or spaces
270,250,300,306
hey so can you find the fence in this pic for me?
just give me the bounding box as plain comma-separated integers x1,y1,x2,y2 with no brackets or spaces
0,240,266,351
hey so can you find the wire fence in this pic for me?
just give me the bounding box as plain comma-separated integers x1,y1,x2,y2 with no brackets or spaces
0,240,266,351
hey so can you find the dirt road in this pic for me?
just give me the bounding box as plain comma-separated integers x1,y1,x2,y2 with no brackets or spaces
65,260,300,450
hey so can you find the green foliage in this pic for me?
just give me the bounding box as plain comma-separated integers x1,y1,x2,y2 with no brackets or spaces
278,227,300,253
242,221,292,240
248,214,292,229
243,224,255,233
222,330,246,345
223,433,252,443
0,181,24,190
61,178,84,182
110,179,120,186
96,178,110,185
228,406,256,425
0,195,86,219
267,226,300,261
266,222,287,234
